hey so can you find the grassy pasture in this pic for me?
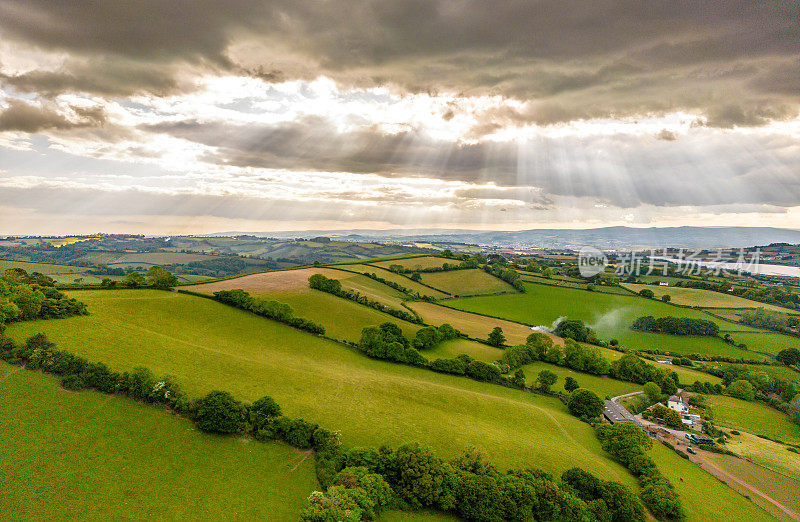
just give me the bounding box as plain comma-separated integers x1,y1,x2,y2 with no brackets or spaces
0,259,85,274
720,331,800,357
372,256,453,271
407,301,551,346
520,361,641,398
710,395,800,445
446,283,771,360
420,269,516,296
337,264,448,298
724,431,800,481
0,362,316,520
4,290,635,485
424,338,503,363
648,443,773,522
621,283,791,311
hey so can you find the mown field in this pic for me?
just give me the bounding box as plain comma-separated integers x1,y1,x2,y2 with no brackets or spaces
372,256,454,271
189,269,421,342
420,269,516,296
0,362,317,520
648,443,772,522
445,283,773,360
5,290,636,486
337,264,448,298
710,395,800,445
723,431,800,481
407,301,549,346
621,283,792,312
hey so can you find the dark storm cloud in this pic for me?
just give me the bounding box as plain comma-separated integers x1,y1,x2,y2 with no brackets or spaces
1,1,797,125
0,98,106,132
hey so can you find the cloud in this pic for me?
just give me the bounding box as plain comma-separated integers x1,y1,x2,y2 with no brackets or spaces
0,98,106,132
0,1,797,126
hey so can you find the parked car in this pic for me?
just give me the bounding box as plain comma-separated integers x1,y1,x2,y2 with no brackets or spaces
687,447,696,455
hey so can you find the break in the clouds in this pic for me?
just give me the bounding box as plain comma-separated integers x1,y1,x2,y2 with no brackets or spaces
0,1,799,234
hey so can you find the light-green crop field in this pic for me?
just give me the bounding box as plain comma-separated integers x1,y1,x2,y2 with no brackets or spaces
424,338,503,363
721,331,800,357
4,290,635,486
519,361,641,398
621,283,792,312
710,395,800,445
0,259,85,274
724,431,800,481
0,362,317,520
420,269,516,297
520,274,631,295
648,443,772,522
445,283,773,361
372,256,454,271
336,264,448,298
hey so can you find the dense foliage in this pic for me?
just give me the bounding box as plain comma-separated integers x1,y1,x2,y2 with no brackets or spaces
554,320,601,345
631,316,720,337
609,354,678,396
483,263,525,292
0,270,88,332
567,389,604,419
211,289,326,335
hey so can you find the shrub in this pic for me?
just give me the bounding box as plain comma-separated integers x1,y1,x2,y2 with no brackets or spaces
726,379,755,401
567,389,604,419
536,369,558,392
487,327,506,347
564,376,579,393
639,289,655,298
195,390,250,434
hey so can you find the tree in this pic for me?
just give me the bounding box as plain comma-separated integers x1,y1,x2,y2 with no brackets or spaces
195,390,249,434
564,376,579,393
250,395,282,433
124,271,146,288
567,389,604,419
777,348,800,366
639,289,654,298
661,294,671,303
726,379,755,401
147,266,178,289
410,272,421,281
487,327,506,347
413,326,439,350
643,382,661,402
536,369,558,392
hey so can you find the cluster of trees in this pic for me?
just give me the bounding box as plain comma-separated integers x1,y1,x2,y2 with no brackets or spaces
610,354,679,396
358,271,437,303
308,442,646,521
567,389,604,419
357,323,428,366
554,320,601,345
411,323,460,350
707,364,798,424
483,264,525,292
651,404,684,429
211,289,325,335
777,348,800,367
596,423,685,520
86,264,126,276
0,272,88,332
429,353,511,386
501,334,610,378
308,274,420,324
738,308,800,335
168,257,278,277
631,316,720,337
2,267,57,287
112,266,179,289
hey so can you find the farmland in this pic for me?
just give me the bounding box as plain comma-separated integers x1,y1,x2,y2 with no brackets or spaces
519,360,641,397
336,263,449,298
0,362,317,520
710,395,800,445
723,431,800,481
420,269,516,296
621,283,792,312
0,259,84,274
4,290,635,484
372,256,455,271
445,283,774,360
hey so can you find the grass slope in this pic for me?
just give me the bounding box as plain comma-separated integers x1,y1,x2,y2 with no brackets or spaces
446,283,772,360
372,256,454,271
621,283,793,312
420,269,515,296
520,361,642,398
724,431,800,481
337,264,448,299
424,338,504,363
5,290,634,486
0,259,85,274
710,396,800,445
0,362,316,520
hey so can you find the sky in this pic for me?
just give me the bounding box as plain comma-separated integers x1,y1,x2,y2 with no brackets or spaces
0,1,798,235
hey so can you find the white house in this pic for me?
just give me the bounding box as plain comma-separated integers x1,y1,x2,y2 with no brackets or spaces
667,395,688,413
659,281,669,286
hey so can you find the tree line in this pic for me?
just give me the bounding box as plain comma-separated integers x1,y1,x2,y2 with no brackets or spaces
0,269,88,332
208,289,326,335
631,316,720,337
308,274,420,324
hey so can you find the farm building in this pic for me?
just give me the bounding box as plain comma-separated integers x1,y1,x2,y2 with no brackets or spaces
667,395,688,413
603,400,638,425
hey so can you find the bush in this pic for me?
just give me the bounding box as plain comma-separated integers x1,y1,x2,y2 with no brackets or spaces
726,379,755,401
564,376,579,393
639,289,655,298
487,327,506,347
195,390,250,434
568,389,604,419
536,369,558,392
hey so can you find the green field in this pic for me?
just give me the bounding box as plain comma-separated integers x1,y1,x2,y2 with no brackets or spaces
420,269,516,296
445,283,772,360
724,431,800,481
4,290,635,485
711,395,800,445
621,283,792,312
424,338,503,363
648,443,772,521
337,264,448,298
519,361,641,398
0,259,85,274
520,274,631,295
0,362,317,520
372,256,454,271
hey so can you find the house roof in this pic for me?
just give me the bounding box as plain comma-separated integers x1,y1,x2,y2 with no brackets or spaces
668,395,683,403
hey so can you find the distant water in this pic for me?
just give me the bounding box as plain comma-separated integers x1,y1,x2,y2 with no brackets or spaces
652,257,800,278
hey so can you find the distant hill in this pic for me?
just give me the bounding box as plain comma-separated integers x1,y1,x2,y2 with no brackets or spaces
222,226,800,250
